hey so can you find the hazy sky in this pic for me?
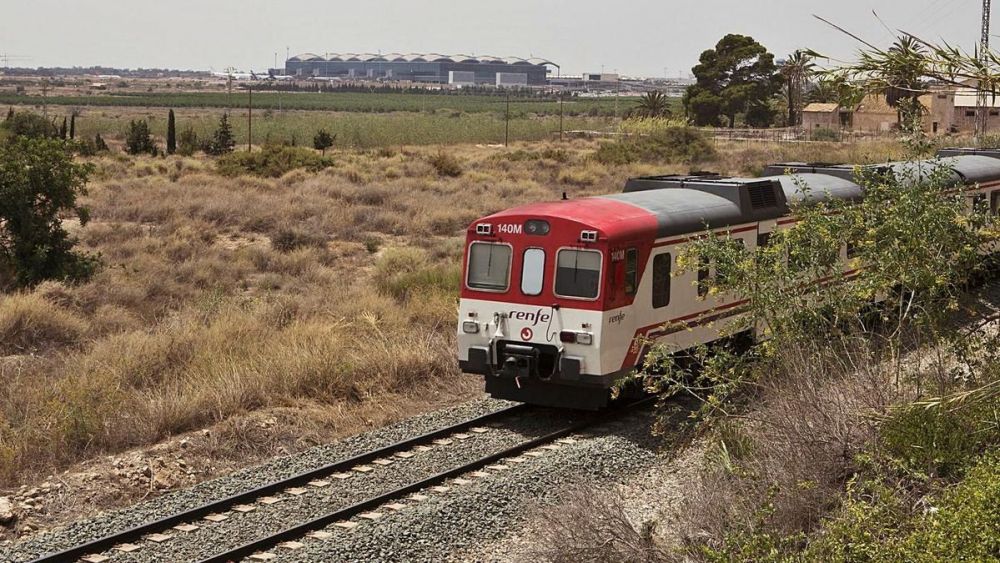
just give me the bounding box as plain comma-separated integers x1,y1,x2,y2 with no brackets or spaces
0,0,987,76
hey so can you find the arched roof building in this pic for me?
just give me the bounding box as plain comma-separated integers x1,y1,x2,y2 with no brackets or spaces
285,52,557,85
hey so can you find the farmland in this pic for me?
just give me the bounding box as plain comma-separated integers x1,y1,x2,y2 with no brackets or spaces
0,90,640,116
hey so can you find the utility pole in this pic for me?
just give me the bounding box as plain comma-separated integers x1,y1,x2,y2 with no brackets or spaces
977,0,992,143
505,91,510,147
559,89,564,141
247,85,253,152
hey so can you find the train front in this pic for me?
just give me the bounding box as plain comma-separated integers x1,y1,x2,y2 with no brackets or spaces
456,200,651,409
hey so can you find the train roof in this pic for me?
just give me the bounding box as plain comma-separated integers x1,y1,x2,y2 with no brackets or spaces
764,155,1000,186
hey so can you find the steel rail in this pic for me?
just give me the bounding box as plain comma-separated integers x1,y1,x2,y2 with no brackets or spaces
198,397,655,563
30,404,530,563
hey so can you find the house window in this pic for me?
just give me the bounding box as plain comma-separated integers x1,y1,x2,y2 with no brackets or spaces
967,110,977,117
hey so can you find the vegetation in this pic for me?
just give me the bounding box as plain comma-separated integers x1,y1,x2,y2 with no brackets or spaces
216,145,335,178
683,34,782,127
166,109,176,155
0,138,904,489
124,119,156,155
629,91,672,119
780,50,815,126
0,138,97,289
312,129,335,155
0,91,632,117
2,111,59,139
203,113,235,155
594,119,716,165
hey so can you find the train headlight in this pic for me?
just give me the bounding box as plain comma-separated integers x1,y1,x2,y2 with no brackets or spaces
559,331,593,345
462,321,480,334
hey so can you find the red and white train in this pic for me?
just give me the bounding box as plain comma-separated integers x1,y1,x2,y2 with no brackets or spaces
457,150,1000,409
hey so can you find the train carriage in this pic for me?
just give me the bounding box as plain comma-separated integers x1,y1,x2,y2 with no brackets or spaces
458,153,1000,409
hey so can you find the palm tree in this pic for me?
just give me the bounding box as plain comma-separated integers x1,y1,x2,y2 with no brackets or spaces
780,50,815,126
632,91,672,118
881,35,929,131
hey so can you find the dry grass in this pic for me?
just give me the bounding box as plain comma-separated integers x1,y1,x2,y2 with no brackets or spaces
0,137,905,486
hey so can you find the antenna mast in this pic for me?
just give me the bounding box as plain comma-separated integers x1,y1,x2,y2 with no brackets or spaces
977,0,992,141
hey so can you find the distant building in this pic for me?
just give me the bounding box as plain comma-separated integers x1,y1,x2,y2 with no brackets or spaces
802,92,963,135
801,102,842,130
285,53,557,86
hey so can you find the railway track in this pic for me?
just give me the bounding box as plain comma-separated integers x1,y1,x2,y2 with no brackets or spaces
29,403,535,563
196,396,654,563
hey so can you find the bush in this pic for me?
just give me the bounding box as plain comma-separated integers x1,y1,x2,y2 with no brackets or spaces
177,126,199,156
0,292,89,354
594,125,716,165
810,127,841,142
270,228,327,253
124,119,157,155
373,247,459,302
216,145,335,178
2,111,59,139
0,138,98,289
313,129,336,154
204,113,236,156
427,151,463,177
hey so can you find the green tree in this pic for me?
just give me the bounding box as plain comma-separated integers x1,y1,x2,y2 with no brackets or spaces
683,34,782,128
204,113,235,156
69,112,76,140
59,117,67,140
631,91,672,119
177,127,199,156
779,50,815,126
124,119,156,155
0,138,97,289
94,133,109,152
4,111,59,139
312,129,335,155
5,107,13,122
166,109,176,155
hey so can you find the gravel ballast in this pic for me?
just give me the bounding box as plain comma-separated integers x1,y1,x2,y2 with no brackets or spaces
5,398,531,562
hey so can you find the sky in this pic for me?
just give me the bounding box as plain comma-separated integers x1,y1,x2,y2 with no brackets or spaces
0,0,988,76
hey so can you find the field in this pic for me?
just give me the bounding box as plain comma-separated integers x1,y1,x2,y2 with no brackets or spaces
0,117,917,538
0,90,639,116
66,106,616,148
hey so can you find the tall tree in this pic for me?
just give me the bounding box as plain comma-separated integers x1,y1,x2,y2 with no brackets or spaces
124,119,156,155
166,109,177,155
68,113,76,140
631,91,672,119
205,113,235,156
5,107,13,122
683,34,782,128
780,50,815,126
59,117,68,140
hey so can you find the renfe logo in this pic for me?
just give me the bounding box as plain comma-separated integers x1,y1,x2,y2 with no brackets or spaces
520,327,533,341
509,308,551,326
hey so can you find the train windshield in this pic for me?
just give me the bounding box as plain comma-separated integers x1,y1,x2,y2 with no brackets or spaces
467,242,512,291
555,249,602,299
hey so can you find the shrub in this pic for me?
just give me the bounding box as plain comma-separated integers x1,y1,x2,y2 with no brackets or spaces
810,127,841,142
270,228,327,253
0,138,98,289
2,111,59,139
216,145,335,178
594,125,716,165
177,126,199,156
880,402,998,479
428,151,463,177
313,129,336,155
373,247,459,302
204,113,236,155
0,292,89,354
124,119,157,155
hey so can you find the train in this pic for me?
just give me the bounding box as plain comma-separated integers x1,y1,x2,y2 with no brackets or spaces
456,148,1000,409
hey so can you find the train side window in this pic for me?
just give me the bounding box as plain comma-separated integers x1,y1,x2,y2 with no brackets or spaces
624,248,638,296
652,253,671,308
992,191,1000,215
520,248,545,296
697,256,710,298
716,239,745,286
846,242,860,259
757,232,771,248
974,193,987,212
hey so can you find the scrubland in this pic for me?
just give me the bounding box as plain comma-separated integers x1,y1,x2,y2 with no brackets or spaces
0,135,903,495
